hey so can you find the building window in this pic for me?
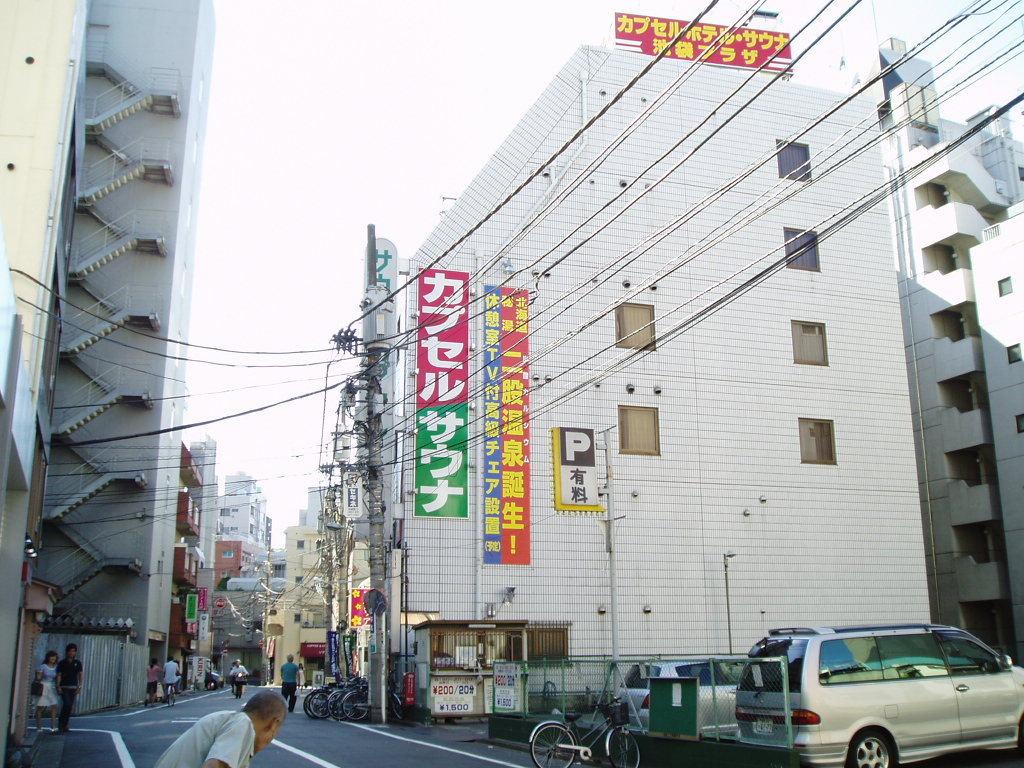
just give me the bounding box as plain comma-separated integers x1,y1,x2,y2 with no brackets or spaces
618,406,661,456
791,321,828,365
1016,414,1024,433
295,576,302,585
1008,344,1022,364
223,549,234,558
784,228,820,271
776,140,811,181
998,277,1013,296
614,303,656,350
296,540,305,550
220,510,231,517
1019,166,1024,182
293,613,301,623
799,418,836,464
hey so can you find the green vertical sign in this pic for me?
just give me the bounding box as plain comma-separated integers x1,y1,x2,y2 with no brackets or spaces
415,403,469,517
185,592,199,622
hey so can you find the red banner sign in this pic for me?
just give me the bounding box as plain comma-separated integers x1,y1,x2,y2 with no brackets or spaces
198,587,209,612
300,642,326,659
499,289,531,565
350,588,370,629
614,12,792,72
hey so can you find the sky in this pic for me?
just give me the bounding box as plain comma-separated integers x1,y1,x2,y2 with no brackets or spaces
183,0,1024,547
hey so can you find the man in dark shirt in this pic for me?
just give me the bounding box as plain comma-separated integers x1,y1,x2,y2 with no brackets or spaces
55,643,84,733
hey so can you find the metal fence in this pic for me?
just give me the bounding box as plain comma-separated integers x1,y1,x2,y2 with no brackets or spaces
36,634,148,713
503,655,792,748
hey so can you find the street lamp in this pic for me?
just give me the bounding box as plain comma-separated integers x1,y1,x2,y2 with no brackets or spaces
723,551,737,654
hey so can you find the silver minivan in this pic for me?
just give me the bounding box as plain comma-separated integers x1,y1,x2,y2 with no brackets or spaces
734,624,1024,767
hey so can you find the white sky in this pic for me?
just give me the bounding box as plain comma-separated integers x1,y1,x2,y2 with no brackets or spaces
183,0,1024,547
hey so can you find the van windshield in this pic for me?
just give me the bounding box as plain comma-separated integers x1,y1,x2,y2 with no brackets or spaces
742,638,808,693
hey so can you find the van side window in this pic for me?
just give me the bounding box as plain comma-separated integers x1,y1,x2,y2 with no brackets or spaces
937,634,1004,675
875,633,949,679
818,637,884,685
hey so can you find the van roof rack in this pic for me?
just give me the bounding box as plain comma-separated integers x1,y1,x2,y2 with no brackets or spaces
829,623,948,633
767,627,832,636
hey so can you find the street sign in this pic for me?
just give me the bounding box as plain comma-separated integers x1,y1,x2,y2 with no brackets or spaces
198,612,210,642
552,427,604,514
198,587,209,612
364,588,387,616
214,596,227,610
343,471,364,520
185,593,199,622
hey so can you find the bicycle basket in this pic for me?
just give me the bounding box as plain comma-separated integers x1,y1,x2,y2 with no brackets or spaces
605,701,630,727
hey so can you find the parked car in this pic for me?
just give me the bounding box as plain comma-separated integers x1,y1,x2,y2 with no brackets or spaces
623,658,744,736
735,623,1024,767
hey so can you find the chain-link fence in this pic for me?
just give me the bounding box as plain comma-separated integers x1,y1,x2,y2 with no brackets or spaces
497,655,792,747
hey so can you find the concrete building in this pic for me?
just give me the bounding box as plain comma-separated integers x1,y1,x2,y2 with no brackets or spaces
265,525,325,683
189,436,219,659
218,471,272,551
299,486,325,529
0,1,86,755
169,443,203,662
878,39,1024,658
34,0,214,662
395,44,930,656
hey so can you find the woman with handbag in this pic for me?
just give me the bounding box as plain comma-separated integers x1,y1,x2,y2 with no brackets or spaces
33,650,60,734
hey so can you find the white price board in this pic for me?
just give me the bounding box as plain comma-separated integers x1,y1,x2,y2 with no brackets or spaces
431,677,478,715
493,662,524,713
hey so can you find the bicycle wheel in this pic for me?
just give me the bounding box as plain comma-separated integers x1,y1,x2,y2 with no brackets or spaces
388,692,404,721
307,690,330,719
328,690,348,721
530,723,576,768
302,689,320,717
341,690,370,722
605,728,639,768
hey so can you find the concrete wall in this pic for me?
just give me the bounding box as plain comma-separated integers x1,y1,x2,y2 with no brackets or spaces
399,46,928,655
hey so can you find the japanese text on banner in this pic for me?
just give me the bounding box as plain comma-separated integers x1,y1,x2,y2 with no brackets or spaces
499,289,531,565
483,285,504,563
415,269,470,518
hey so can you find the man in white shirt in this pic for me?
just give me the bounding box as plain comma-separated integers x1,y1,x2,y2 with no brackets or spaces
154,690,286,768
163,657,181,706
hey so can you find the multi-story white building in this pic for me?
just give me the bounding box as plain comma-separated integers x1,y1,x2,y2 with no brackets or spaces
36,0,214,659
299,486,325,529
396,44,930,656
878,38,1024,659
218,471,272,551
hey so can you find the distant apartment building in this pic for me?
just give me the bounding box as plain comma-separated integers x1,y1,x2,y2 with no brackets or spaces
395,44,929,657
189,437,218,658
878,38,1024,658
299,486,325,529
31,0,214,664
215,539,259,583
265,525,324,683
218,472,272,551
169,443,203,660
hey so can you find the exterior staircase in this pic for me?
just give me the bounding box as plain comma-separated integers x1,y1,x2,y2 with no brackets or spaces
84,57,180,135
78,137,174,206
43,448,148,521
70,209,167,280
52,388,154,438
60,286,162,356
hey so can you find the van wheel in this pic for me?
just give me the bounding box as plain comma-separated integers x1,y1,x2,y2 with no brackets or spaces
846,729,898,768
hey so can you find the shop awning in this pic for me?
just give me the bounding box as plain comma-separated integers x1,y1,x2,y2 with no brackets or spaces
300,642,326,659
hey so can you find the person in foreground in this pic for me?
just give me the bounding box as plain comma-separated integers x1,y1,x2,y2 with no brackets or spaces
153,690,286,768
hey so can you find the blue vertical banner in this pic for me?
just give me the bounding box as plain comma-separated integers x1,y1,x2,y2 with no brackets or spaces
482,285,504,564
327,630,340,679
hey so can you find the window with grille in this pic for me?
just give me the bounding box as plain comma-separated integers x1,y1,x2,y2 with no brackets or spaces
1009,344,1022,364
293,613,301,623
799,418,836,464
615,303,656,350
791,321,828,365
998,277,1013,297
527,623,570,659
776,140,811,181
784,228,820,271
619,406,661,456
296,540,305,550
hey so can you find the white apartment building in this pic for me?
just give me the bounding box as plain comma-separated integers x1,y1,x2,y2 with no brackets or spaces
36,0,214,657
878,37,1024,659
218,471,272,551
395,45,929,656
299,486,326,529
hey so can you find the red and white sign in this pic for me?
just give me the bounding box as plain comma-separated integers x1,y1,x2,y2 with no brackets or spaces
198,587,209,612
214,596,227,610
614,12,793,72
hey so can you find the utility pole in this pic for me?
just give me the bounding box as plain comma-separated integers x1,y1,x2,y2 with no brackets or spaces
361,223,388,723
601,429,620,664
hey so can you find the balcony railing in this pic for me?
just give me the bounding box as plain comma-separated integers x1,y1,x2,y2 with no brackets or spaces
948,480,1000,526
954,556,1010,602
176,490,200,537
920,268,975,309
940,407,993,452
173,546,198,587
933,336,985,382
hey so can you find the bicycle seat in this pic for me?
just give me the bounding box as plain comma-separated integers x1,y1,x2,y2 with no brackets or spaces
564,713,581,723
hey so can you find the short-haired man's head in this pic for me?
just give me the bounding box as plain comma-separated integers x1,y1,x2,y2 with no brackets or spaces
65,644,77,656
287,654,294,662
151,658,158,666
243,691,287,752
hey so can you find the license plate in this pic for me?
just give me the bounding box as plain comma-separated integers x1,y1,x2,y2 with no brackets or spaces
753,717,774,736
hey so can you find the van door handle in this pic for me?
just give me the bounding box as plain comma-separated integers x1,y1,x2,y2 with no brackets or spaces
956,684,970,692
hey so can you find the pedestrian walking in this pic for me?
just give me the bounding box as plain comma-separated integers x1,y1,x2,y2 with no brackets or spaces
279,654,299,713
297,664,306,688
229,660,248,699
153,690,286,768
163,657,181,706
33,650,60,733
55,643,83,733
146,658,162,706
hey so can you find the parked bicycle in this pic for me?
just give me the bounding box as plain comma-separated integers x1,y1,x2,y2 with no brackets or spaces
335,681,403,722
529,698,639,768
304,676,367,720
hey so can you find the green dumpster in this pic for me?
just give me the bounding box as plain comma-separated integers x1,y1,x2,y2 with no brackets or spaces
648,676,699,740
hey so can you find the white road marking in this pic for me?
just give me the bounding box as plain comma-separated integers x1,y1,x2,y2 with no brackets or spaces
72,729,136,768
274,739,345,767
79,689,230,718
340,722,527,768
